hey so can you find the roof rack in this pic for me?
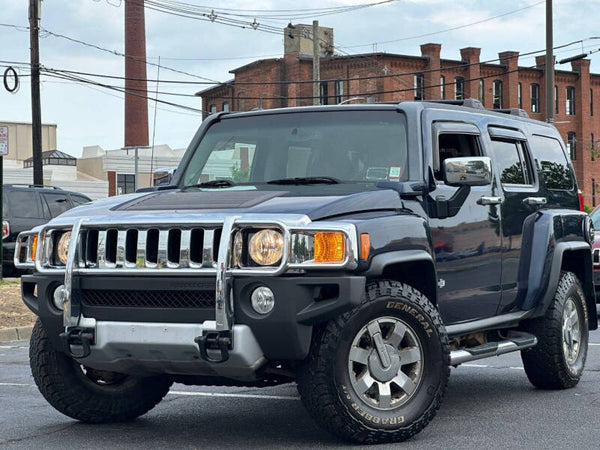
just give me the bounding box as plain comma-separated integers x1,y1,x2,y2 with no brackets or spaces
3,184,62,190
421,98,485,109
493,108,530,118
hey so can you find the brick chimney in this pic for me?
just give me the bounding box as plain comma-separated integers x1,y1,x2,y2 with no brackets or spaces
460,47,481,102
124,1,149,147
499,51,520,109
420,43,441,100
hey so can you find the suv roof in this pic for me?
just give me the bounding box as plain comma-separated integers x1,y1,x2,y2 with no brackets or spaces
218,98,555,130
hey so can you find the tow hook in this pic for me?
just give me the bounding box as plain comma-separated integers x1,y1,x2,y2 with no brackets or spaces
59,327,95,359
195,331,232,363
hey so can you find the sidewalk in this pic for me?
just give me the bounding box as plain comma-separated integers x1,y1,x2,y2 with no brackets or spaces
0,325,32,343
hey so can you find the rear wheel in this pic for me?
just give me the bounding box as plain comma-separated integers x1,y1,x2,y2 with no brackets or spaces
30,319,173,423
297,281,449,444
521,271,589,389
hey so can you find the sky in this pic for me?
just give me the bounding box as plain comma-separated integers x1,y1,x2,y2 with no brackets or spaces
0,0,599,158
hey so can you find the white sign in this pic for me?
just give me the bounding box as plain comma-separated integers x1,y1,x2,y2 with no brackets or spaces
0,126,7,156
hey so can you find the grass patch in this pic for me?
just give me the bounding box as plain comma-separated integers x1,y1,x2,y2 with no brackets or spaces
0,279,21,287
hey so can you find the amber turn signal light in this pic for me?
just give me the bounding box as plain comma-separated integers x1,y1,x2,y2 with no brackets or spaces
314,232,345,263
31,235,39,261
360,233,370,260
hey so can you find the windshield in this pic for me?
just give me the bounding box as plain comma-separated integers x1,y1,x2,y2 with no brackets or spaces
181,110,408,187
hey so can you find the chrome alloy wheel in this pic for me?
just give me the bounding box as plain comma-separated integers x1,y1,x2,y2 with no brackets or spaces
347,316,423,411
562,297,582,366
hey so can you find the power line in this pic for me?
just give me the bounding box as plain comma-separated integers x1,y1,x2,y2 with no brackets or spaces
40,27,221,83
343,0,546,49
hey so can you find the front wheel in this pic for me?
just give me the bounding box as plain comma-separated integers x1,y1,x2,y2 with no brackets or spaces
30,319,173,423
297,281,450,444
521,271,589,389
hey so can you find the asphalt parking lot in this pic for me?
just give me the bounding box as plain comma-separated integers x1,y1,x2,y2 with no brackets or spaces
2,332,600,449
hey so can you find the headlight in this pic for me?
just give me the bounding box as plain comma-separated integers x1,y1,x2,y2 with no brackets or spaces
56,231,71,265
248,229,284,266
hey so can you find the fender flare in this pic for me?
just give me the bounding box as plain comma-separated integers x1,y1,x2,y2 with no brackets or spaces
518,211,596,329
364,250,438,304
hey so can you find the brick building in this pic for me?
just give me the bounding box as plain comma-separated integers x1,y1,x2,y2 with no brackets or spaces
198,25,600,207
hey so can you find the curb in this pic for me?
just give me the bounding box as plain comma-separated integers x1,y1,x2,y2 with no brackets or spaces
0,325,33,343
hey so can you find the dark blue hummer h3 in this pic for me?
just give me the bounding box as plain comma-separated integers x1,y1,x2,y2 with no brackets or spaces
15,99,596,444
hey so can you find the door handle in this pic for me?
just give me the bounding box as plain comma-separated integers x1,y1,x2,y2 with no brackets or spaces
523,197,547,206
477,196,502,206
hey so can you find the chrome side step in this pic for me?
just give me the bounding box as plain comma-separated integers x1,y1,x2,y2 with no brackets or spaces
450,332,537,366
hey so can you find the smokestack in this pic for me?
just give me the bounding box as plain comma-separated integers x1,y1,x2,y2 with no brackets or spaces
124,0,149,147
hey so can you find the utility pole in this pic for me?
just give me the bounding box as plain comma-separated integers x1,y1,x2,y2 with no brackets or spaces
312,20,320,106
545,0,554,123
29,0,43,185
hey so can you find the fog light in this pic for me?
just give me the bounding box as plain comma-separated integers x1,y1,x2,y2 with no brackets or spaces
251,286,275,315
53,284,65,311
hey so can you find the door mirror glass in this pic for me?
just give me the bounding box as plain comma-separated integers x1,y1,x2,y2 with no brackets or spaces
443,157,492,186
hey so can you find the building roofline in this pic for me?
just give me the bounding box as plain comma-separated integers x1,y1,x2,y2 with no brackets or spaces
229,57,280,74
0,120,58,127
195,79,234,97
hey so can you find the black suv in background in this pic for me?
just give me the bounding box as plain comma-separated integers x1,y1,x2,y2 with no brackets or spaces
2,185,91,276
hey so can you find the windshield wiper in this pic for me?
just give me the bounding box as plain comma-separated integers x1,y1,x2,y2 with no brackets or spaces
266,176,340,185
183,179,236,190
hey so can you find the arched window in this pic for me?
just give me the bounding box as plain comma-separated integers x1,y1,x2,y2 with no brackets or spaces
530,84,540,113
493,80,503,109
566,86,575,115
440,75,446,99
454,77,464,100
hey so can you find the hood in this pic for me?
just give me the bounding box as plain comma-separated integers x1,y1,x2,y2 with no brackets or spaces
58,187,404,222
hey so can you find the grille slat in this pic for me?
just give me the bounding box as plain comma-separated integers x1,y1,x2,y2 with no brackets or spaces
81,289,216,309
179,230,191,268
136,230,147,267
158,230,169,268
202,229,215,268
116,230,127,267
97,231,107,268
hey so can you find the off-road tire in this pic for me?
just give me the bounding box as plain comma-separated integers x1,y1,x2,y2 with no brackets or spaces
30,319,173,423
521,271,589,389
297,280,450,444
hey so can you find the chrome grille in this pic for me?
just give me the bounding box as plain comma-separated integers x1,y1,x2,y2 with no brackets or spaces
79,226,221,270
80,289,215,309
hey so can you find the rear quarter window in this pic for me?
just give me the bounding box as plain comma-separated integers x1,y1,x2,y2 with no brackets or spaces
529,134,574,190
6,190,43,218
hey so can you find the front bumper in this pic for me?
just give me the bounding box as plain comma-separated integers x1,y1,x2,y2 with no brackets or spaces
22,273,365,375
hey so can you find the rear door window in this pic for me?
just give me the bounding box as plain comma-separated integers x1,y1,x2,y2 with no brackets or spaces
6,191,43,218
43,192,72,217
491,139,533,186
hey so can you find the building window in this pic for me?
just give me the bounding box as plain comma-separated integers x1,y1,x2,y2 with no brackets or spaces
566,86,575,115
554,85,559,114
320,81,329,105
117,174,136,195
414,74,425,100
594,178,597,207
209,104,217,114
492,80,503,109
454,77,464,100
567,132,576,160
478,80,484,103
440,75,446,99
592,133,595,162
591,88,594,117
518,82,522,109
335,80,344,104
531,83,540,113
222,102,230,112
